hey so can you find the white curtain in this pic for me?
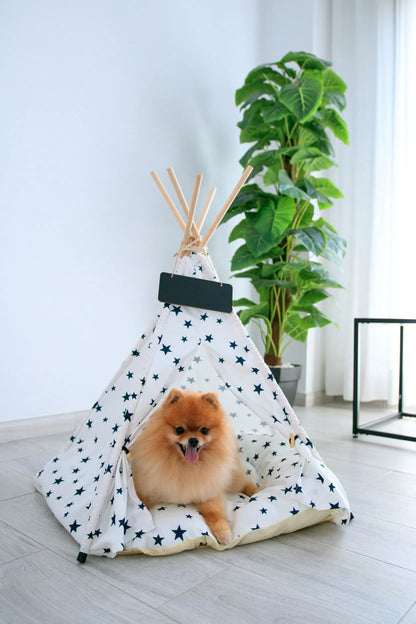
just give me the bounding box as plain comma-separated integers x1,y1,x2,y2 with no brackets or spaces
324,0,416,406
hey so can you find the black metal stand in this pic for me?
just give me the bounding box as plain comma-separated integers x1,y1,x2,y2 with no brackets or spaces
353,318,416,442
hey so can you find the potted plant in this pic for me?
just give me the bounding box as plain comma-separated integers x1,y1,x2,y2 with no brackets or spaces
223,51,348,405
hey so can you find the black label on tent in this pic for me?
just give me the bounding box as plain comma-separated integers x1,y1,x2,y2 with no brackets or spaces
158,273,233,313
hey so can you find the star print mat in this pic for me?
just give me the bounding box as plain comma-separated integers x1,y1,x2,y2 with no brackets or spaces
34,252,351,558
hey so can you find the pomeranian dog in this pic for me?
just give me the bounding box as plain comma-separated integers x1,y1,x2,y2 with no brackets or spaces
130,388,260,544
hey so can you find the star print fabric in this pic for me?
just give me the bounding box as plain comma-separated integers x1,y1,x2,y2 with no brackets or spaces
34,252,350,558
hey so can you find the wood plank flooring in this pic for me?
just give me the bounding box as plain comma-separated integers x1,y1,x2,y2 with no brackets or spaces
1,403,415,624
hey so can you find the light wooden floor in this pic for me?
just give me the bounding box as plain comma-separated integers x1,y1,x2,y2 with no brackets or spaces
1,402,415,624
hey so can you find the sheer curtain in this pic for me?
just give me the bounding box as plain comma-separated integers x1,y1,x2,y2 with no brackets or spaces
324,0,416,405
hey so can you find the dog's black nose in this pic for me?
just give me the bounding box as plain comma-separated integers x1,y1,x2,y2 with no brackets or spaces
188,437,199,448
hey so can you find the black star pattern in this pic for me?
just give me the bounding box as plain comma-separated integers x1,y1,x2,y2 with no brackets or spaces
153,534,164,546
119,518,131,534
172,525,187,541
69,520,81,533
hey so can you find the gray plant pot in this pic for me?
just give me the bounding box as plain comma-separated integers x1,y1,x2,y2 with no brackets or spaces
269,364,302,407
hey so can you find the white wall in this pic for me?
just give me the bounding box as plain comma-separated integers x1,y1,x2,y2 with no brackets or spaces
0,0,259,422
1,0,341,423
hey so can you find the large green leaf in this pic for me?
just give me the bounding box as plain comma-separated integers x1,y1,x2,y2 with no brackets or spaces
239,121,275,144
309,176,343,199
245,224,276,258
290,147,335,172
279,75,324,122
233,297,257,308
236,81,277,106
298,290,329,306
253,201,277,242
230,244,258,271
298,263,343,288
300,121,335,157
277,170,310,199
253,197,296,244
297,178,332,207
223,197,258,224
233,268,262,280
322,68,347,94
290,146,321,163
261,99,292,122
295,227,326,256
238,302,270,325
239,141,266,168
244,65,289,88
285,307,332,342
275,61,297,79
274,196,297,230
318,222,347,266
280,51,331,71
259,261,287,278
322,91,346,112
318,108,349,145
252,276,297,291
229,218,249,243
263,166,280,186
249,148,295,170
227,183,275,214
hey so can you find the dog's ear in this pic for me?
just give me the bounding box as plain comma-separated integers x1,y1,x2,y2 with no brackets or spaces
166,388,183,405
202,392,219,408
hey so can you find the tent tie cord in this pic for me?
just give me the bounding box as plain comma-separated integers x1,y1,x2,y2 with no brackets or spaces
171,246,223,286
177,240,209,258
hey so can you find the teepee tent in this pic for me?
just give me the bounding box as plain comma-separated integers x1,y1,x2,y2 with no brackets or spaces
35,166,351,562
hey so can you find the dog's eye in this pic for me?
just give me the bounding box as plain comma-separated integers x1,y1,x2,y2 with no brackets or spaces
175,426,185,435
200,427,209,435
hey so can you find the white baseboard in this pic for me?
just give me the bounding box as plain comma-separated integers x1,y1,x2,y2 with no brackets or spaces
0,410,89,444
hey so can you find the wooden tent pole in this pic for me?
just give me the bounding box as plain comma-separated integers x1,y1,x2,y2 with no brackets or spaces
197,186,216,232
201,165,253,247
167,167,200,240
183,173,202,244
150,170,186,232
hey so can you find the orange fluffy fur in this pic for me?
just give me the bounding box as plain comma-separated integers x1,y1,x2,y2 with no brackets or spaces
130,388,259,544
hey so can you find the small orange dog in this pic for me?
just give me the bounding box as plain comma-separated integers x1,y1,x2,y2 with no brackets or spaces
130,388,259,544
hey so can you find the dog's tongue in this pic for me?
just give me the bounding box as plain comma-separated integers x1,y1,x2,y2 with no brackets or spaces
185,445,199,463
